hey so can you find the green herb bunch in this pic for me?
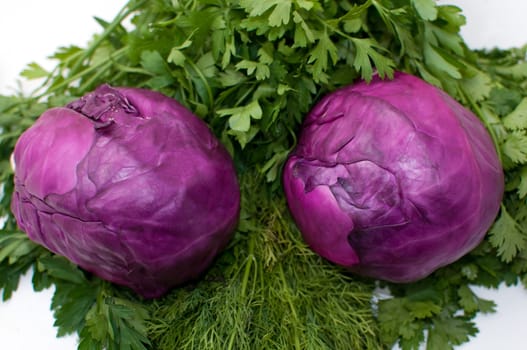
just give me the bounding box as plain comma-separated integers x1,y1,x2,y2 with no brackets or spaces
1,0,526,349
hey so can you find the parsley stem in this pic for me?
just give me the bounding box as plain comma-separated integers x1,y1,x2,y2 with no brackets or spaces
185,59,214,111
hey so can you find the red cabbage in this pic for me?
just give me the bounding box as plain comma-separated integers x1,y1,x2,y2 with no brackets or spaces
11,85,240,298
283,72,504,282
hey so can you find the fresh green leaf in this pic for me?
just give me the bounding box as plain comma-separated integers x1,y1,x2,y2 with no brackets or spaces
307,30,339,81
494,61,527,80
408,300,442,319
502,131,527,164
428,23,464,56
140,50,174,88
489,205,526,262
217,100,263,132
37,255,87,284
517,166,527,198
81,295,150,350
503,98,527,130
460,264,479,281
0,232,38,264
458,285,496,314
292,11,316,47
426,317,477,350
424,43,462,79
377,297,423,348
217,69,246,87
235,60,271,80
167,48,186,67
20,62,50,80
227,126,259,149
488,87,523,116
411,0,438,21
351,38,395,81
51,279,98,337
461,70,493,102
195,52,218,78
239,0,292,27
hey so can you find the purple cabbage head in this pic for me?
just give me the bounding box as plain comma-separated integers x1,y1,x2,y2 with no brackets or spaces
11,84,240,298
283,72,504,283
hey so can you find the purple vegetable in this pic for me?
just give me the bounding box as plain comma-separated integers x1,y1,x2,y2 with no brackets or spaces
283,72,504,283
11,85,240,298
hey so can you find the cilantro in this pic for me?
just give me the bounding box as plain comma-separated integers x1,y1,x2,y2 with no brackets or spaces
488,88,523,116
503,98,527,130
517,166,527,198
457,285,496,315
460,69,492,103
489,205,527,263
426,316,478,350
378,265,493,350
502,131,527,164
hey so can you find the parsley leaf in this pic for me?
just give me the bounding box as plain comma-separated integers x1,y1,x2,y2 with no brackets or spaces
20,62,50,80
307,29,339,82
239,0,292,27
411,0,438,21
351,38,395,81
217,100,263,132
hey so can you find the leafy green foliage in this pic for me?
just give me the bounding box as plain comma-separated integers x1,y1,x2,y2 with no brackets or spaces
377,254,498,350
411,0,437,21
489,205,526,262
1,0,527,349
148,174,381,350
20,63,50,80
0,233,42,300
79,295,151,350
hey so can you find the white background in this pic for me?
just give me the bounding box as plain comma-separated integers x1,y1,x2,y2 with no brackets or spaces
1,1,526,349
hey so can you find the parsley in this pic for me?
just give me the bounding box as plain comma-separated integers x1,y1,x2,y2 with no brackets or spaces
1,1,527,349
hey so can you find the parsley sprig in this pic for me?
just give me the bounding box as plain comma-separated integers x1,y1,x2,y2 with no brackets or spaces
1,1,527,349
